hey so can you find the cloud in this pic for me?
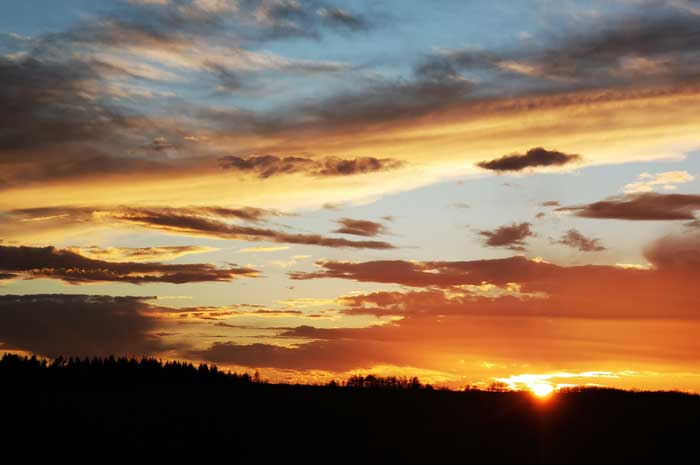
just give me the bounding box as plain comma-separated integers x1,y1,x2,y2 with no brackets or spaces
2,206,396,249
239,246,290,253
540,201,561,207
316,7,368,31
0,245,258,284
218,155,403,178
333,218,387,237
479,222,534,251
0,0,373,190
4,1,700,199
553,229,605,252
218,155,316,178
623,171,694,193
644,232,700,272
0,55,152,189
531,10,700,84
288,255,655,293
251,0,369,39
52,236,693,376
188,339,390,371
289,239,700,320
289,256,560,288
558,193,700,220
111,207,396,249
160,303,325,321
66,245,219,262
0,56,129,152
477,147,581,172
0,294,164,357
148,268,695,377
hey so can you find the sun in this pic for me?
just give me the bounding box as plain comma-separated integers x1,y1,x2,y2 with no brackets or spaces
531,383,555,398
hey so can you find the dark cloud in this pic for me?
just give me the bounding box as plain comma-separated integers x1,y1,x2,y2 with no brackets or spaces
644,232,700,272
477,147,581,172
540,201,561,207
249,0,369,40
317,156,403,176
48,1,229,49
0,0,374,188
329,265,700,320
2,205,395,249
113,207,396,249
289,240,700,316
292,66,475,129
219,155,316,178
48,0,369,47
218,155,403,178
172,236,700,372
316,7,368,31
554,229,605,252
0,52,193,190
533,11,700,84
224,10,700,145
0,56,133,152
199,56,477,137
0,245,258,284
0,294,164,357
479,222,534,251
4,3,699,193
188,338,397,372
205,62,244,93
193,245,700,370
290,256,561,288
289,255,666,293
333,218,387,237
426,10,700,91
558,193,700,220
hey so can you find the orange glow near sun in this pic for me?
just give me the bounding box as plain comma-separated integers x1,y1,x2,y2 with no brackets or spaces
531,383,555,398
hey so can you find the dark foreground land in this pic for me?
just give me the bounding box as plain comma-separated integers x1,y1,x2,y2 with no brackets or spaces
1,355,697,464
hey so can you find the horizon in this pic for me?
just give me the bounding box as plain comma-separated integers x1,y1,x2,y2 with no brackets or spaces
1,0,700,394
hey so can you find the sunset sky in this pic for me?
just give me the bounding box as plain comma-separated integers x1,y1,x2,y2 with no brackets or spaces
2,0,700,392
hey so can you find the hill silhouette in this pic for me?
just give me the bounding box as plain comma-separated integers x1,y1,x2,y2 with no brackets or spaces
1,354,697,464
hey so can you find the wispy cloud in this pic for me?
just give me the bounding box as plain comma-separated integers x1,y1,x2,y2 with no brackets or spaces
219,155,403,178
623,171,694,193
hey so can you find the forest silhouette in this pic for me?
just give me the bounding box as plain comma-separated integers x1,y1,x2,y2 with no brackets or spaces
1,353,697,464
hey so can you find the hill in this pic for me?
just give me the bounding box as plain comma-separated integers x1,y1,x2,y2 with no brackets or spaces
1,354,697,464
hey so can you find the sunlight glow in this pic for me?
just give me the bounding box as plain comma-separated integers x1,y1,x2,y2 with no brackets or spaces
531,383,555,397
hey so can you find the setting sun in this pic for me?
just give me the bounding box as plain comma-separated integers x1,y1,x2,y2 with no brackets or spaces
531,383,555,398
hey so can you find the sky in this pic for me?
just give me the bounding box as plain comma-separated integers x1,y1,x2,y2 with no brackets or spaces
1,0,700,392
